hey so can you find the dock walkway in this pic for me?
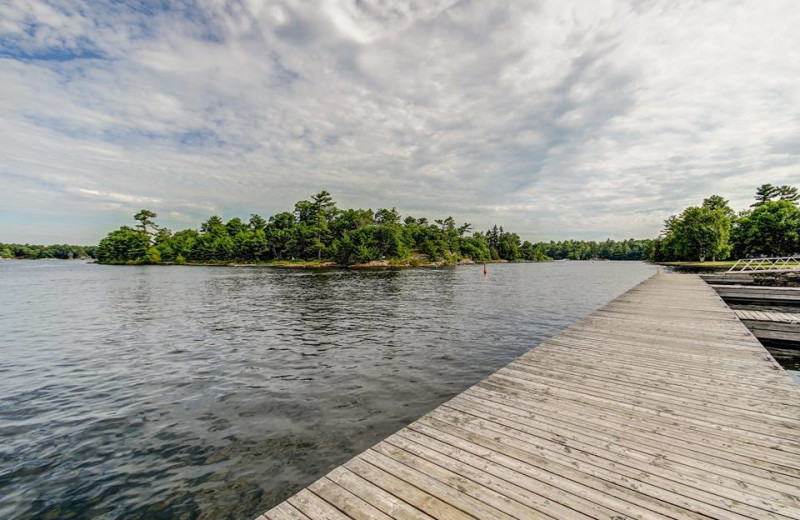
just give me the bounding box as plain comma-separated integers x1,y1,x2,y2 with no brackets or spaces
257,274,800,520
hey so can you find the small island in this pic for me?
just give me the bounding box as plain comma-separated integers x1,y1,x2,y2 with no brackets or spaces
88,191,654,267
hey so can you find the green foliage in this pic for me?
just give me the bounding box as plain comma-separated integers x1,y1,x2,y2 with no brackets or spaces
146,247,162,264
249,214,267,231
96,226,150,263
520,241,548,261
753,183,799,207
702,195,735,220
94,192,553,266
651,206,731,262
732,200,800,257
675,206,731,262
134,209,158,235
335,227,381,264
485,225,523,261
778,185,800,204
497,232,521,260
169,229,199,260
651,183,798,262
753,184,779,207
538,239,651,261
0,243,95,259
459,234,491,261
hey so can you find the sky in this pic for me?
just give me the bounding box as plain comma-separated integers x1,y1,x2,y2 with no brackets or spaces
1,0,798,245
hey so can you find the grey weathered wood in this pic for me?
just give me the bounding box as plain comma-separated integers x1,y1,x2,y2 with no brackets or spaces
733,310,800,323
711,284,800,305
701,273,758,285
735,309,800,344
254,274,800,520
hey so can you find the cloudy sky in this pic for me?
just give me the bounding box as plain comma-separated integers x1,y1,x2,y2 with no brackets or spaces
1,0,797,244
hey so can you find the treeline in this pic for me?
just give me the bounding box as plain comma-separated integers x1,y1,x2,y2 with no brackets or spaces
541,239,652,261
0,243,96,260
649,183,800,262
96,191,553,265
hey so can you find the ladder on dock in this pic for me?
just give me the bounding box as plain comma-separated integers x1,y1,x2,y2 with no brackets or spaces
254,273,800,520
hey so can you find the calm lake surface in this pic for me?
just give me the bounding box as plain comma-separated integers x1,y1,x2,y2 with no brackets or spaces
0,260,656,520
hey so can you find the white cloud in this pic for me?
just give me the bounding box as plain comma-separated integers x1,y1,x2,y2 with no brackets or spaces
0,0,798,243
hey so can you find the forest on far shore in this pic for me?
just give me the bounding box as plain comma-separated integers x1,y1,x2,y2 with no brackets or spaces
0,243,95,260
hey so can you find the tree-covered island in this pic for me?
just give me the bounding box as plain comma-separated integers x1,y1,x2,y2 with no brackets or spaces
93,191,653,266
94,191,554,266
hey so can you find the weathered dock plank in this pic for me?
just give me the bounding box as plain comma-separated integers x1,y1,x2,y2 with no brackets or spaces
711,284,800,305
736,310,800,324
735,309,800,345
256,274,800,520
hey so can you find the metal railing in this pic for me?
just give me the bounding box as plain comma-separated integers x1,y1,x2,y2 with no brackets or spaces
726,255,800,273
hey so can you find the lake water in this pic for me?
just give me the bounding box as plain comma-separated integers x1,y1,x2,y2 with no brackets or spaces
0,260,656,520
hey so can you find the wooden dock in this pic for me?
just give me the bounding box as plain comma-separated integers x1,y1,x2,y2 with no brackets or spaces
256,274,800,520
710,284,800,305
736,309,800,345
701,273,759,285
736,310,800,324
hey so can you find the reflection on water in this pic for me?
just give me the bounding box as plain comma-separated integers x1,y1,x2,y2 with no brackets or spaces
0,260,655,520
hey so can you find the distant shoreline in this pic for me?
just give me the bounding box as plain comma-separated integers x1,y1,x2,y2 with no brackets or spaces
2,257,654,269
